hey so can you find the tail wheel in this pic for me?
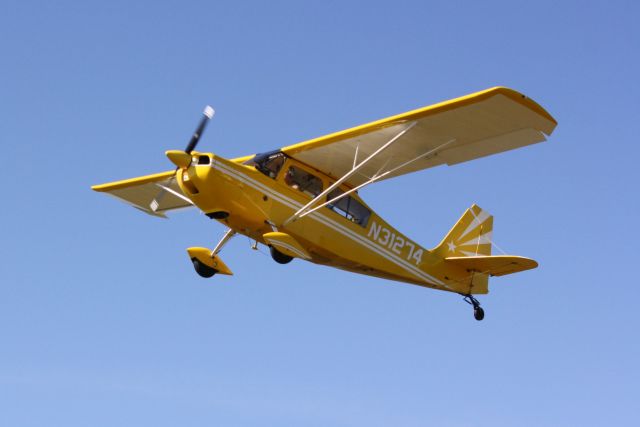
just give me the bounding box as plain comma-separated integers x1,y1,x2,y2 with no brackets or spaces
462,294,485,321
270,246,293,264
192,258,217,278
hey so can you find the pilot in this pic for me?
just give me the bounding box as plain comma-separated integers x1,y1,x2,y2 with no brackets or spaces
285,168,300,190
266,156,284,178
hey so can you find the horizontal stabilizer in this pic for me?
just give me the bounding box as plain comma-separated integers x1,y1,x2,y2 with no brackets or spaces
445,255,538,277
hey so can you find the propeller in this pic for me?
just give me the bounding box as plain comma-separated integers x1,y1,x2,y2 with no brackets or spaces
149,105,215,212
185,105,215,154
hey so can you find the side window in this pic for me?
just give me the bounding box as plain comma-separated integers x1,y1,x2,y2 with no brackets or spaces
284,166,323,198
252,152,285,179
326,188,371,227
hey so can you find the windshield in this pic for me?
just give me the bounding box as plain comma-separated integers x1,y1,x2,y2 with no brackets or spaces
249,151,286,179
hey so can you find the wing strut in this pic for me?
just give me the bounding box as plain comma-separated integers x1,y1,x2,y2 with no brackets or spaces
282,122,416,226
154,183,195,206
211,228,237,256
283,130,456,225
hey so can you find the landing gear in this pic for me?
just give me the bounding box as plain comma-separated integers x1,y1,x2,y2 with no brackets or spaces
270,246,293,264
462,294,485,321
189,229,236,278
192,258,217,278
263,220,294,264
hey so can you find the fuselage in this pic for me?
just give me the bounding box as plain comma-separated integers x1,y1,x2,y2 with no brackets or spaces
176,151,461,293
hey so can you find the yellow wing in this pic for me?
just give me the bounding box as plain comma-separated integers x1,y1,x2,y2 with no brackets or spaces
92,170,193,218
279,87,557,187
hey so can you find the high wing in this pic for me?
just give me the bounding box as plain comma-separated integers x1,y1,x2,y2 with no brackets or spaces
280,87,557,188
92,171,193,218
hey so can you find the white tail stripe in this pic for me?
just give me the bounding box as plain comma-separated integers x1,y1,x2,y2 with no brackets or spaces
458,231,493,247
459,209,491,241
209,162,447,288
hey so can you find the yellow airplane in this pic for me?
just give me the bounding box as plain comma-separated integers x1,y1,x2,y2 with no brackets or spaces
93,87,557,320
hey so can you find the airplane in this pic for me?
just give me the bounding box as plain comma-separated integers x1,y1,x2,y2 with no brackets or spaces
92,87,557,320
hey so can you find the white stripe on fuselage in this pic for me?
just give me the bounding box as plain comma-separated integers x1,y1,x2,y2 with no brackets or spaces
205,162,447,288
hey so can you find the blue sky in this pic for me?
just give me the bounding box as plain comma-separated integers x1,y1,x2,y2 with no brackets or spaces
1,0,639,425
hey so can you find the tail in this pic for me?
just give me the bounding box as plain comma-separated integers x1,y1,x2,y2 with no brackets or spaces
431,204,537,295
432,204,493,258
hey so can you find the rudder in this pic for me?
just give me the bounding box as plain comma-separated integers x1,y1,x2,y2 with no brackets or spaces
432,204,494,258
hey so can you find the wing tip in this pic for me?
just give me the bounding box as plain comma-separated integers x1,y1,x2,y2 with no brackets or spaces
90,170,177,192
489,86,558,130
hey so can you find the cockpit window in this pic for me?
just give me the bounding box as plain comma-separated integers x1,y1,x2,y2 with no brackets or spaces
326,188,371,227
250,151,286,179
284,166,323,198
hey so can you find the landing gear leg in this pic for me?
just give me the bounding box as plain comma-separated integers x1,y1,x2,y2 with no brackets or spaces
461,294,485,321
211,228,237,256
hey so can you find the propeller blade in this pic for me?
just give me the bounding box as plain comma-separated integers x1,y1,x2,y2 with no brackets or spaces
149,105,215,212
184,105,215,154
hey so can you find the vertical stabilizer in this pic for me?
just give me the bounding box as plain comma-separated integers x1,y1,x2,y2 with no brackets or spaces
432,205,494,258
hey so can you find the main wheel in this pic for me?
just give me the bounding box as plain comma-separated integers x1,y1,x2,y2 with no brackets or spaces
270,246,293,264
192,258,217,278
474,307,485,321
